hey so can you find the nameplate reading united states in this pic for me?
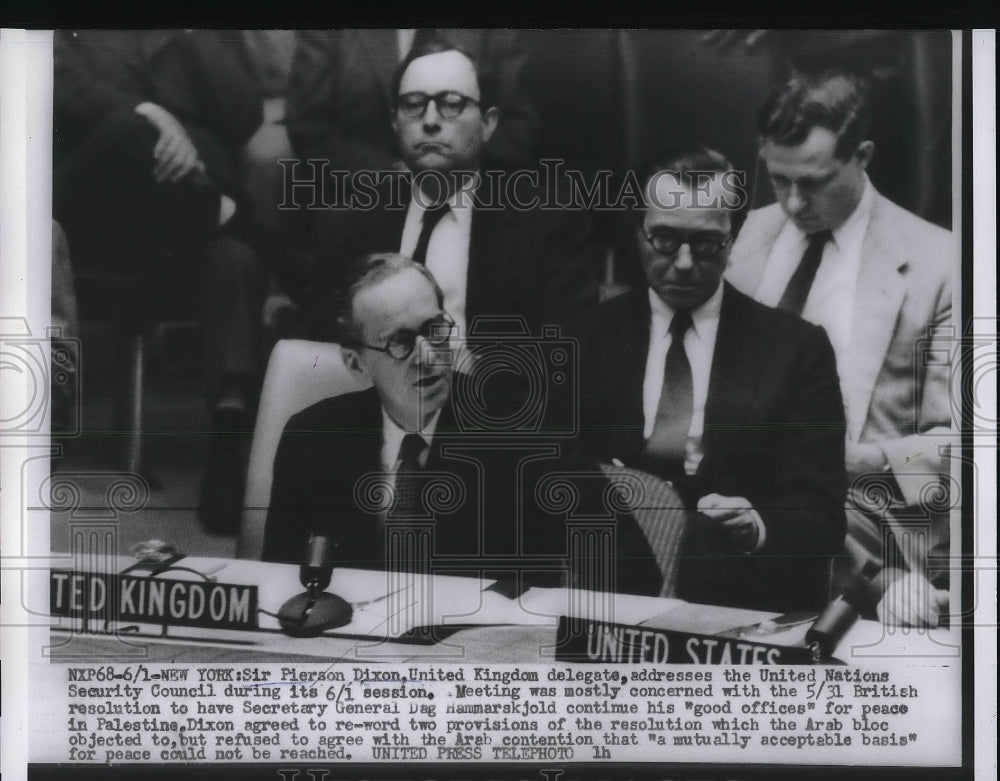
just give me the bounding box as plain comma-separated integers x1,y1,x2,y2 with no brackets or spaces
556,617,814,664
50,570,258,630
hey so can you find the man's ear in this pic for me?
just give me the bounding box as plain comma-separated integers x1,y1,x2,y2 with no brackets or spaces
390,111,400,138
341,346,368,380
854,140,875,169
481,107,499,145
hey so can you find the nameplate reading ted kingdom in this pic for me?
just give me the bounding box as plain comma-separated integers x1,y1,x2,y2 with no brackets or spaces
556,617,814,665
50,570,258,631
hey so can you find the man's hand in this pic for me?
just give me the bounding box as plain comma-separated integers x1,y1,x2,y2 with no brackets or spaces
134,102,205,184
877,571,949,628
696,493,761,552
846,440,889,478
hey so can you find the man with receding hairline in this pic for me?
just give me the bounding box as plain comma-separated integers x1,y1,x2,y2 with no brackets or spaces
579,147,847,613
297,35,599,346
264,253,661,596
286,29,538,175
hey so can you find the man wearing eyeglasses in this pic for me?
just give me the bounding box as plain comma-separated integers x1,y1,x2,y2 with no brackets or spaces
263,253,662,594
263,253,462,568
286,29,538,176
578,148,847,612
300,36,599,349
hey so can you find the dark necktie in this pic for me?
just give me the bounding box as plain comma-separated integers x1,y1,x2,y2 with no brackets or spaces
410,203,450,266
390,433,427,519
777,230,833,316
644,310,694,469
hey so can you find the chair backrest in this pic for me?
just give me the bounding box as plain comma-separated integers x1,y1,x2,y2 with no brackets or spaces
598,462,688,598
237,339,370,559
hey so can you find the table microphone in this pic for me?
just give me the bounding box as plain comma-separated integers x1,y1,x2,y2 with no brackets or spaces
805,560,881,662
277,535,353,637
301,534,335,592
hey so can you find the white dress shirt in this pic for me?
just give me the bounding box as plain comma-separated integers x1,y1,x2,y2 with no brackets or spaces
642,282,765,550
400,183,476,335
754,177,874,424
380,407,440,488
642,283,723,443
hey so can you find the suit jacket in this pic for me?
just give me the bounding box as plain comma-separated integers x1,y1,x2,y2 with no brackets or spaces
298,178,600,341
578,284,848,611
727,192,954,586
285,29,540,172
263,387,662,596
54,30,261,190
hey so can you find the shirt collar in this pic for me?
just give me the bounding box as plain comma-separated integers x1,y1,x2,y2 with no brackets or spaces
830,174,873,250
382,406,441,465
409,173,480,215
647,280,724,340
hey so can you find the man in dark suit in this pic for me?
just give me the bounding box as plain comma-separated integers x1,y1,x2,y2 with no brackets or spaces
292,36,599,343
579,148,847,612
264,253,661,596
53,30,264,401
285,29,539,174
727,72,954,627
53,29,267,530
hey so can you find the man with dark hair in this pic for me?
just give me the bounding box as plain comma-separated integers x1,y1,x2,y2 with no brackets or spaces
390,37,500,142
263,254,661,596
295,36,599,345
728,72,955,627
579,148,847,612
285,29,538,174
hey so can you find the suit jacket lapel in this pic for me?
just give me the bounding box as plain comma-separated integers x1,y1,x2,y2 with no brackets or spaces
467,199,516,324
427,398,459,458
847,194,908,440
612,290,652,460
353,387,388,476
703,285,763,467
377,178,410,251
423,399,484,555
727,205,787,295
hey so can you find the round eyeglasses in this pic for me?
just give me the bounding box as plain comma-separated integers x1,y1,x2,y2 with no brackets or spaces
642,228,732,260
357,313,456,361
397,91,480,120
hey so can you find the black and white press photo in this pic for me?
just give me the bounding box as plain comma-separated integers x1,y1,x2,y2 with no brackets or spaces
0,26,995,781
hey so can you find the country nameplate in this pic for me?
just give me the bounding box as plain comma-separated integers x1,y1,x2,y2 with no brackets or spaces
50,570,258,630
556,616,814,665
